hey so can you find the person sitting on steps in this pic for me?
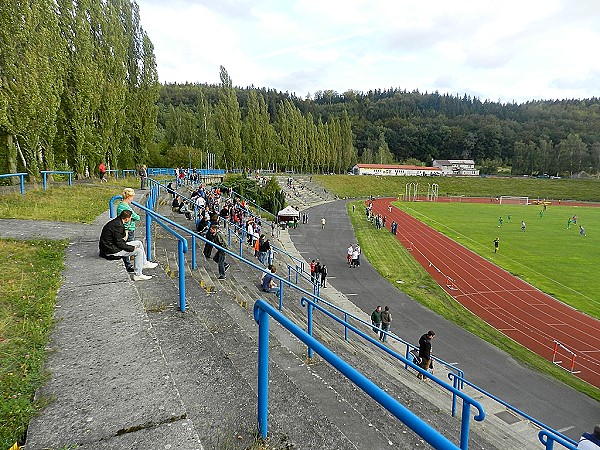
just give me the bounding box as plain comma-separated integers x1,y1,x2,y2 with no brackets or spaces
99,209,157,281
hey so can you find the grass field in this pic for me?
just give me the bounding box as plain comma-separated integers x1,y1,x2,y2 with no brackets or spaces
393,201,600,320
315,174,600,202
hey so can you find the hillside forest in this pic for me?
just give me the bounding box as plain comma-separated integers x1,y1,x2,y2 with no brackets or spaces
2,1,600,179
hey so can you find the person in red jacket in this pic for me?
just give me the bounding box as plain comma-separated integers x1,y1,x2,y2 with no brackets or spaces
99,162,107,182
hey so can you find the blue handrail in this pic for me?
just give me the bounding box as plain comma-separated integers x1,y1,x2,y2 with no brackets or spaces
0,172,27,195
538,430,578,450
448,373,578,449
254,299,465,449
40,170,73,190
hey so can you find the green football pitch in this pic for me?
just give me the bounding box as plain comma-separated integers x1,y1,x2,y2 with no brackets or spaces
393,201,600,320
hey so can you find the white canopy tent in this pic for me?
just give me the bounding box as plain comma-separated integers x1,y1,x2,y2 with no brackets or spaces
277,206,300,222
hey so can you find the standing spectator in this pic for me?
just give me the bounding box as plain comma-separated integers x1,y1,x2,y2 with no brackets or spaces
99,210,157,281
371,306,382,333
208,223,229,279
577,424,600,449
321,217,326,229
314,260,322,285
380,306,392,342
320,264,327,288
310,259,316,282
351,246,360,268
139,165,148,190
347,244,354,266
493,237,499,254
117,188,140,273
99,162,107,182
355,244,361,267
417,331,435,380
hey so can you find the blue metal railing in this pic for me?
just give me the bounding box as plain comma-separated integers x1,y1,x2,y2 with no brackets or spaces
40,170,73,190
538,430,578,450
122,169,137,178
448,373,578,449
108,177,575,450
254,299,468,449
0,172,27,195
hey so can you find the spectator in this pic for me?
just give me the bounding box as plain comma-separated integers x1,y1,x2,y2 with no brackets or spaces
577,424,600,449
208,223,229,279
371,306,382,333
116,188,140,273
380,306,392,342
139,164,148,190
417,331,436,380
320,264,328,288
262,265,280,295
99,209,157,281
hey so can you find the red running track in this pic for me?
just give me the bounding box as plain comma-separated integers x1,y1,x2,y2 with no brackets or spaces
372,198,600,388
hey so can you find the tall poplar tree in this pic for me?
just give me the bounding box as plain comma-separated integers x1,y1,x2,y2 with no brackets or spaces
214,66,242,169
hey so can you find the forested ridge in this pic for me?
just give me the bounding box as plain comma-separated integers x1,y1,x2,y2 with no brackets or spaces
157,83,600,177
0,0,159,179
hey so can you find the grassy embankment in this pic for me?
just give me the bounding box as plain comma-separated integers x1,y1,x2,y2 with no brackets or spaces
314,175,600,400
0,180,135,448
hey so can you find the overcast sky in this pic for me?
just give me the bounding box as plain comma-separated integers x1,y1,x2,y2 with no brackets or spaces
136,0,600,103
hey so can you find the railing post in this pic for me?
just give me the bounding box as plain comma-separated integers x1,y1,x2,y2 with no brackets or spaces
452,376,459,417
257,306,269,438
344,312,349,341
460,403,471,449
146,213,152,261
307,301,313,359
42,172,47,191
227,227,232,247
19,175,25,195
68,172,73,186
278,281,283,311
178,239,186,312
191,235,197,270
295,265,299,284
288,265,292,283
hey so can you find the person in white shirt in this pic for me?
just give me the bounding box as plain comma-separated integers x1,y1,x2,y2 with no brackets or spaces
578,425,600,449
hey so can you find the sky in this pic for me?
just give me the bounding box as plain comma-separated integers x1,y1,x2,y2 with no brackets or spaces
136,0,600,103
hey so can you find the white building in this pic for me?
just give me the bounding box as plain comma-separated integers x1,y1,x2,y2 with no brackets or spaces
432,160,479,176
351,163,442,176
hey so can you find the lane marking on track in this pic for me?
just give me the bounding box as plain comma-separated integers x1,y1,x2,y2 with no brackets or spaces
346,293,358,296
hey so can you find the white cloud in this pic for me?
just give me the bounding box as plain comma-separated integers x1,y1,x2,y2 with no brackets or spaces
136,0,600,102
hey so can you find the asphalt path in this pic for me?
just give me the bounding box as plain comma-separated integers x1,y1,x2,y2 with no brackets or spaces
288,199,599,441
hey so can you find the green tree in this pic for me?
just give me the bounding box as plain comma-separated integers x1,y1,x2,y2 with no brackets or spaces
214,66,242,169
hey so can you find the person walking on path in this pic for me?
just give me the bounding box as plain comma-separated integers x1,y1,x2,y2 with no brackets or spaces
99,209,157,281
577,424,600,449
347,244,354,266
321,217,326,229
380,306,392,342
116,188,141,273
493,237,499,254
417,331,435,380
99,162,107,182
139,165,148,190
371,306,382,333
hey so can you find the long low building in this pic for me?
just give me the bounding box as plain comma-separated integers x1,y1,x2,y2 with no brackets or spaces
352,163,442,176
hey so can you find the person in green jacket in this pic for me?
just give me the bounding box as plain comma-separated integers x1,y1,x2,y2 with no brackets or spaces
117,188,141,272
371,306,382,333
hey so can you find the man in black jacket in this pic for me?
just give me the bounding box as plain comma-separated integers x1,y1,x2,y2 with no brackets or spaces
417,330,435,380
99,210,157,281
